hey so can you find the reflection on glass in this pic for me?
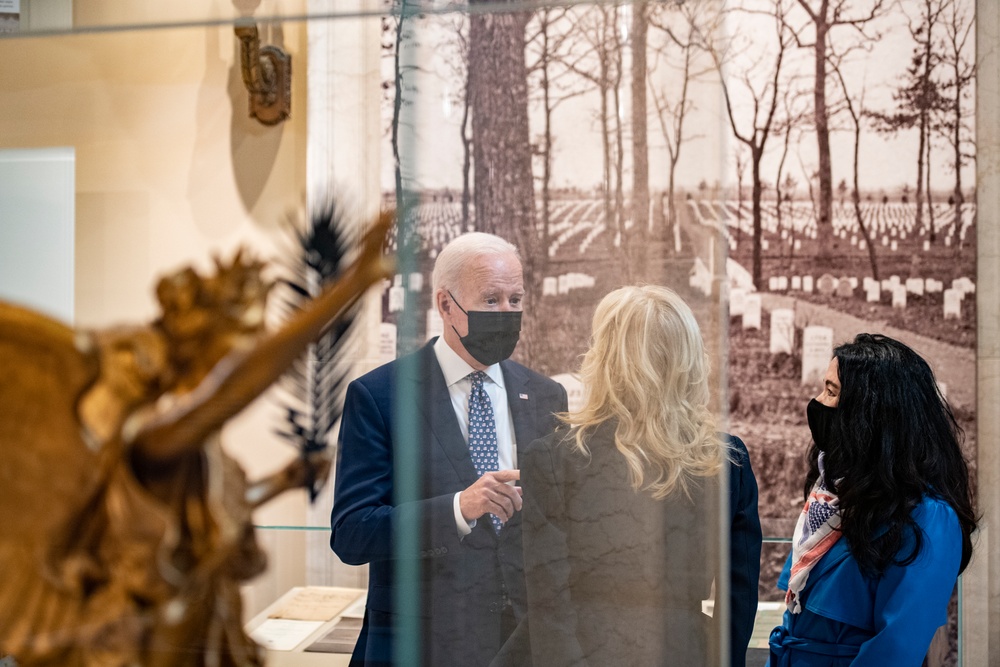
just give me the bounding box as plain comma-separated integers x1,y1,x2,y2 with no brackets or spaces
0,0,979,662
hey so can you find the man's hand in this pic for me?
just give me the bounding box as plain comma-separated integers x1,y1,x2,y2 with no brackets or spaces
459,469,522,522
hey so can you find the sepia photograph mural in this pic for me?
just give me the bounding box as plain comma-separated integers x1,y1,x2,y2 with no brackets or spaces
373,1,976,663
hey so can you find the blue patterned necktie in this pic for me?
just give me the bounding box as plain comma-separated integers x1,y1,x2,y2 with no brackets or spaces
467,370,503,532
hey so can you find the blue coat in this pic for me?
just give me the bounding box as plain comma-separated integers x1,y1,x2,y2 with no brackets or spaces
330,340,567,667
767,495,962,666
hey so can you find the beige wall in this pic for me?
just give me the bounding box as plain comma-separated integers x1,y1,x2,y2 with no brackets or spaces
0,5,316,619
0,21,306,327
970,2,1000,664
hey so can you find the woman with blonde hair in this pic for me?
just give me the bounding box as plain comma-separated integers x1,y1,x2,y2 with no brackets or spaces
519,285,761,666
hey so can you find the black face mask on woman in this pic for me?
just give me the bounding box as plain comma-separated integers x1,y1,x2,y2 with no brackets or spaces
807,398,837,452
448,291,522,366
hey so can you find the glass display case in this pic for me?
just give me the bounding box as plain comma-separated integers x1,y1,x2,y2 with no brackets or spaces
1,1,991,666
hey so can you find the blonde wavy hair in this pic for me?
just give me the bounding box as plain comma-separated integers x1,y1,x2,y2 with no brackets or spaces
566,285,725,499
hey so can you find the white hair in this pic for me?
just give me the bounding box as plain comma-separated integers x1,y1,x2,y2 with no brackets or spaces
431,232,520,295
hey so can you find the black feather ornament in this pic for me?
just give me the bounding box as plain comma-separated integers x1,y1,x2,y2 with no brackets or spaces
273,196,362,502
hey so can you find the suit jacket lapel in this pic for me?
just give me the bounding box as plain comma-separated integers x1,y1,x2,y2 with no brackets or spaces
501,361,534,462
411,343,479,487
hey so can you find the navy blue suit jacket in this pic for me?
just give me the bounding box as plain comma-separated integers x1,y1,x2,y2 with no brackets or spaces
330,340,568,667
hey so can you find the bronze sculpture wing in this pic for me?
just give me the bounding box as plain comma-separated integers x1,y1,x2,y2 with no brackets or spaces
0,302,103,544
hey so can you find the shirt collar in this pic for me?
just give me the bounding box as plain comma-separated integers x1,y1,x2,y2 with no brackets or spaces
433,336,505,389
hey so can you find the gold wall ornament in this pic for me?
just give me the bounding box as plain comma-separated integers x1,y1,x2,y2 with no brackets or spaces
234,22,291,126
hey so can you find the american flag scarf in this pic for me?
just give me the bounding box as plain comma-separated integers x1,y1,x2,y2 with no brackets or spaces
785,454,842,614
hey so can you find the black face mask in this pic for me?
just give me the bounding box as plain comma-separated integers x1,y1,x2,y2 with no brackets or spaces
807,398,837,452
448,291,522,366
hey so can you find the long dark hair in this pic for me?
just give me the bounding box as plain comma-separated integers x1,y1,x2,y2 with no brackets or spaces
803,333,976,575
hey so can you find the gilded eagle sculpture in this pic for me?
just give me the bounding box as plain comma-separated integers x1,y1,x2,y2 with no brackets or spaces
0,209,394,667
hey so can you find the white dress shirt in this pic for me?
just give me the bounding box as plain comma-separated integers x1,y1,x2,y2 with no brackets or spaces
433,336,517,536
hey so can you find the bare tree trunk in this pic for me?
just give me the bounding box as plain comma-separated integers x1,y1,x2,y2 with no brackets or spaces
751,149,764,290
591,9,614,256
797,0,888,263
527,8,584,272
812,22,835,264
540,17,553,261
461,66,473,231
600,78,614,255
831,61,879,281
776,156,789,266
563,6,620,261
737,152,746,246
712,1,788,289
915,78,928,236
610,6,625,265
942,0,973,236
952,78,964,232
925,129,935,243
613,81,625,255
852,120,879,281
391,3,423,356
630,1,650,278
950,26,967,233
913,3,938,236
469,4,538,362
391,9,406,208
649,44,691,254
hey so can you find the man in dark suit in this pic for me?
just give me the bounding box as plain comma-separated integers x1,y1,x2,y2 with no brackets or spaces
331,232,568,667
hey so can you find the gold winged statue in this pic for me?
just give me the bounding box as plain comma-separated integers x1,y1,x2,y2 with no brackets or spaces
0,210,394,667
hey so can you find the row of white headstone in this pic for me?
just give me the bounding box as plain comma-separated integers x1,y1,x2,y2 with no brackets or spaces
860,276,974,319
714,201,974,253
384,268,597,308
764,273,973,296
542,272,597,296
548,219,594,257
718,200,973,238
385,273,426,313
378,315,935,398
735,290,965,352
377,311,934,396
579,222,609,254
754,274,974,320
378,310,446,364
416,219,461,253
759,311,953,396
690,257,714,297
765,314,845,387
730,233,962,254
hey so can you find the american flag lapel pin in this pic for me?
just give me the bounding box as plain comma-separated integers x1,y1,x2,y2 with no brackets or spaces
519,393,529,400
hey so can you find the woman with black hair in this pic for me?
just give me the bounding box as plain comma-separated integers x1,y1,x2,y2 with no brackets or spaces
767,333,977,666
